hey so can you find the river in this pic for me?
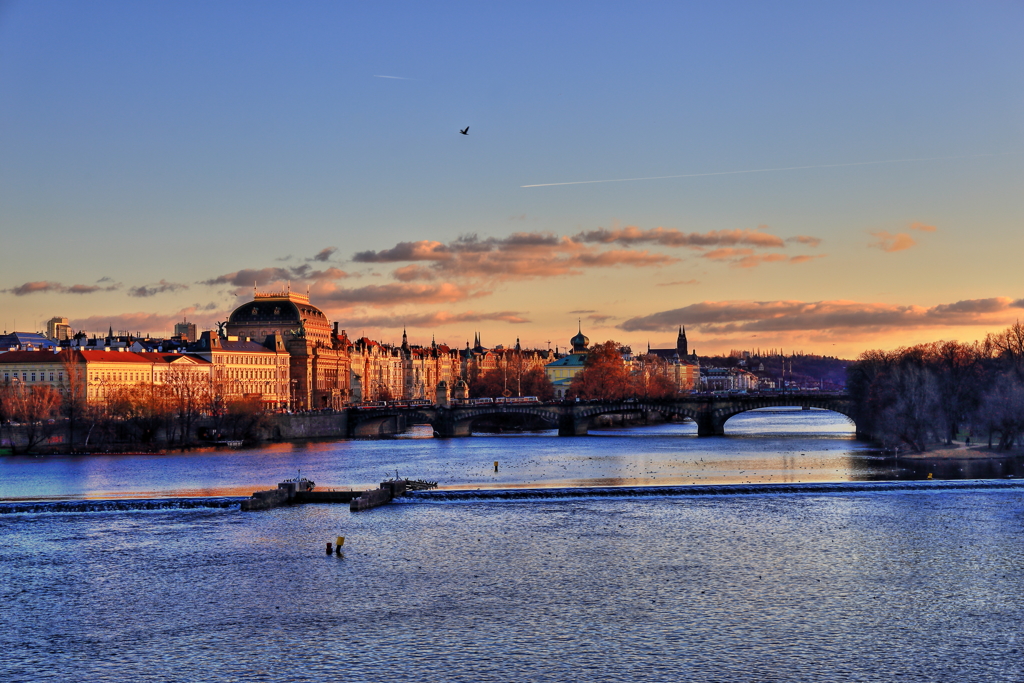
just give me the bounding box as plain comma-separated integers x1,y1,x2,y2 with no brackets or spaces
2,409,1022,681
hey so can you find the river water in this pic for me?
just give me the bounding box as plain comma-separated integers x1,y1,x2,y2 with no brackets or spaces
2,410,1023,681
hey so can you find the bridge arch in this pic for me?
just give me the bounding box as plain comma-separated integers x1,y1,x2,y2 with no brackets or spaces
566,401,701,436
350,409,437,437
710,397,857,437
442,405,561,437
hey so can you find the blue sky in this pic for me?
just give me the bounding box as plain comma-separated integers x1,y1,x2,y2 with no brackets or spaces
2,2,1022,355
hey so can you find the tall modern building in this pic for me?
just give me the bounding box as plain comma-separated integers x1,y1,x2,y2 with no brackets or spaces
174,318,197,343
46,316,72,341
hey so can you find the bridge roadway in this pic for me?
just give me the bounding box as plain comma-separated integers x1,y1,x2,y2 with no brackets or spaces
348,393,862,439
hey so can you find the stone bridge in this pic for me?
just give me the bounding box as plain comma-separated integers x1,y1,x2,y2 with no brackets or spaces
347,393,862,439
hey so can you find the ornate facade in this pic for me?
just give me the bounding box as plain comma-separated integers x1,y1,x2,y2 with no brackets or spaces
224,290,351,410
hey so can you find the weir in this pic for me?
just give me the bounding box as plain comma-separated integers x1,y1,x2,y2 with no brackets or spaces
240,475,437,512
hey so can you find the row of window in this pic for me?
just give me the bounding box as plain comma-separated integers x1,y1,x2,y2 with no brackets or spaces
3,371,65,383
219,354,284,366
219,369,282,380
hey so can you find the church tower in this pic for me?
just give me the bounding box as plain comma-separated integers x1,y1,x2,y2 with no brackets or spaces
677,326,688,357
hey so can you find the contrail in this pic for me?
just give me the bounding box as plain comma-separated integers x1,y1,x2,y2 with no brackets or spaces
521,152,1015,188
373,74,412,80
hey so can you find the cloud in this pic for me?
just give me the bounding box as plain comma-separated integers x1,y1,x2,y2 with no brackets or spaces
354,231,676,282
787,254,828,264
392,265,438,282
657,279,699,286
869,231,917,252
353,240,451,263
71,305,225,337
342,310,531,328
586,314,617,324
568,310,597,314
200,265,348,287
128,280,189,298
572,226,786,249
5,280,121,296
314,282,478,306
619,297,1024,334
731,253,789,268
310,247,338,262
868,223,936,252
702,248,754,261
786,235,822,247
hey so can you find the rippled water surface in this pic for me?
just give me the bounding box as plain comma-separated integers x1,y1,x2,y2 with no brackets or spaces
2,412,1023,681
3,488,1023,682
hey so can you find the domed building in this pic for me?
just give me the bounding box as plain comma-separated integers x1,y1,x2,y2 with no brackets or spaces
224,288,350,410
544,323,591,399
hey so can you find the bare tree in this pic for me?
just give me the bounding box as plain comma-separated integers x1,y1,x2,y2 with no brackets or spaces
164,363,212,445
0,383,60,453
58,351,87,449
979,372,1024,450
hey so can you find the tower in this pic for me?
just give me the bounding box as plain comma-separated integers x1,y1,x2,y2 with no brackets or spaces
677,326,687,357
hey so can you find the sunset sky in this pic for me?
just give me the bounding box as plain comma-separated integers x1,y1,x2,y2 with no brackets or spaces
2,2,1022,357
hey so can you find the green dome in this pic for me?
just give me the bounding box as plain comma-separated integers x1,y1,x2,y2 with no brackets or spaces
570,328,589,353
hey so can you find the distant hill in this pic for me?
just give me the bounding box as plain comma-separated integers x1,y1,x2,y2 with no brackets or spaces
697,353,851,389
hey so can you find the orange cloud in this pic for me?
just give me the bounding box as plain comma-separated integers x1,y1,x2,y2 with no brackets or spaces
342,310,530,328
72,304,224,337
619,297,1024,334
358,232,677,282
201,265,348,286
869,231,917,252
786,235,822,247
313,281,479,307
657,279,699,286
910,222,936,232
572,226,786,249
787,254,827,264
392,265,437,282
5,280,122,295
703,248,754,261
733,253,788,268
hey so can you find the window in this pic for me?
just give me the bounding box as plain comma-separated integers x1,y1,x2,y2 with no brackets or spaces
49,372,54,382
31,373,36,382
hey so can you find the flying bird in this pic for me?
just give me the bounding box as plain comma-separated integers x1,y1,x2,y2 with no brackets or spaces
460,126,469,135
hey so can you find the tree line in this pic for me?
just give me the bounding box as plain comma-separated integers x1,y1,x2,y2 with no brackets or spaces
466,341,683,401
847,322,1024,452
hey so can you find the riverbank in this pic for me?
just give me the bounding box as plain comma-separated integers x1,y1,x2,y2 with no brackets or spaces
900,444,1024,460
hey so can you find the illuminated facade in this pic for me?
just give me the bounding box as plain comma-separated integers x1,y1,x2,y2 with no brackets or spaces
224,290,351,410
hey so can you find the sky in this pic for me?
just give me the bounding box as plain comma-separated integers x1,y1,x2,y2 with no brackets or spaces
1,1,1022,357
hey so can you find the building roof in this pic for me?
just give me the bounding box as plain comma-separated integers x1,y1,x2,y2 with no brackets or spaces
0,349,202,365
0,332,56,351
216,339,280,353
546,354,586,369
134,353,211,365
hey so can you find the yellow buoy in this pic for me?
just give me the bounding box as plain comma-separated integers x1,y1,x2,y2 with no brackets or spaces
494,461,499,472
927,473,933,479
336,536,345,547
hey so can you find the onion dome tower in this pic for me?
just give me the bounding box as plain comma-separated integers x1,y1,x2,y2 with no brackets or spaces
570,321,590,354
